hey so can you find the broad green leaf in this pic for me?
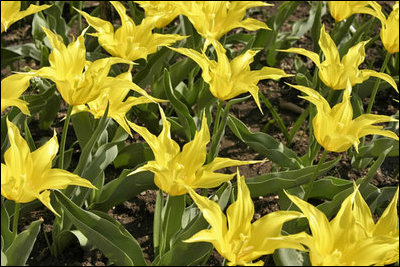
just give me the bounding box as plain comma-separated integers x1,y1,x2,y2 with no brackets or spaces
89,170,156,212
54,190,147,266
227,114,303,169
246,157,340,197
4,219,42,266
113,142,154,169
273,248,310,266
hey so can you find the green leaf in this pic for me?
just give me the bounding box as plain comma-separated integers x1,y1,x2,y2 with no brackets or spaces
1,199,13,251
163,68,197,140
227,114,303,169
89,170,156,212
273,248,310,266
113,142,154,169
4,219,42,266
246,158,340,197
54,190,147,266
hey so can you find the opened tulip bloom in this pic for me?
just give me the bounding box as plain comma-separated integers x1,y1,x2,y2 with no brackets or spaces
177,1,271,49
1,73,33,115
279,25,398,91
75,1,186,62
170,41,292,112
34,27,133,106
284,184,399,266
134,1,181,28
1,1,51,32
73,65,167,135
328,1,384,22
185,170,306,266
1,119,96,216
287,81,398,152
128,107,261,196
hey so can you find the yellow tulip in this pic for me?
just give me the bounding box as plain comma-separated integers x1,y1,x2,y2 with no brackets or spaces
72,65,167,135
34,27,133,106
1,73,33,115
185,170,306,266
279,25,398,91
375,1,399,54
75,1,186,62
286,80,398,152
134,1,181,28
170,41,292,112
176,1,271,49
328,1,384,22
1,119,96,216
284,184,399,266
1,1,51,33
127,107,261,196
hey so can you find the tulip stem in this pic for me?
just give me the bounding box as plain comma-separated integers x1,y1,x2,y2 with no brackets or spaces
12,202,21,239
303,149,328,201
59,105,73,169
366,52,391,114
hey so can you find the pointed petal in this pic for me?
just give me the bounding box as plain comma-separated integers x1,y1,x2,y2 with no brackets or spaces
234,18,271,31
341,40,368,69
360,69,398,92
203,157,263,173
37,190,60,216
176,113,209,175
74,8,114,34
2,98,30,116
30,131,59,174
318,25,340,65
374,187,399,237
278,48,320,66
36,168,96,193
226,171,253,236
284,190,334,255
4,119,31,173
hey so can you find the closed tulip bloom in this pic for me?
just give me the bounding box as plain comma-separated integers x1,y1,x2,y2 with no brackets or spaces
185,170,306,266
376,1,399,54
279,25,398,91
134,1,181,28
1,1,51,32
127,107,261,196
287,81,398,152
328,1,384,22
1,73,33,115
34,27,133,106
73,65,167,135
170,42,292,112
75,1,186,62
1,119,96,216
284,184,399,266
177,1,271,49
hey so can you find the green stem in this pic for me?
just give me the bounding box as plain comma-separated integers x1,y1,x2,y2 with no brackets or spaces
366,52,391,114
13,202,21,239
303,149,328,201
59,105,73,169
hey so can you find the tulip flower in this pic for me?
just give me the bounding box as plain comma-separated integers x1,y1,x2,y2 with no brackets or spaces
1,73,33,115
279,25,398,91
134,1,181,28
1,119,96,216
170,41,292,112
127,106,261,196
287,80,398,152
328,1,384,22
374,1,399,54
34,27,133,106
177,1,271,49
185,170,306,266
284,184,399,266
73,65,167,135
75,1,186,62
1,1,51,33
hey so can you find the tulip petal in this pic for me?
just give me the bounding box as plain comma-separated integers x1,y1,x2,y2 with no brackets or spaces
360,69,398,92
30,131,59,173
37,190,60,216
284,190,334,255
374,187,399,237
278,48,321,66
319,25,340,65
